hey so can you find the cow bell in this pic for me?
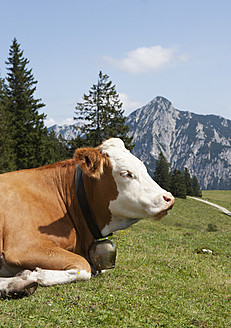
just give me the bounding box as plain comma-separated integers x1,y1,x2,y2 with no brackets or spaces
89,239,116,271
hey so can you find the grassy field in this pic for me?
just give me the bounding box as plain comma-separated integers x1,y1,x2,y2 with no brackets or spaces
202,190,231,212
0,191,230,327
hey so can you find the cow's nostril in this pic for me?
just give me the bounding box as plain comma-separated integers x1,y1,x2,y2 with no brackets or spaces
163,195,171,202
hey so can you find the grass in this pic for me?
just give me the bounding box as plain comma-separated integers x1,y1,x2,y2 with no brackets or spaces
201,190,231,212
1,191,231,327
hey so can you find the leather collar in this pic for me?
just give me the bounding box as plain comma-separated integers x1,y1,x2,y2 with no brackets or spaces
75,164,112,240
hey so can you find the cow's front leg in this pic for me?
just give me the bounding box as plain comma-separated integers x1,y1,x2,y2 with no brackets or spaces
4,244,92,287
28,267,91,287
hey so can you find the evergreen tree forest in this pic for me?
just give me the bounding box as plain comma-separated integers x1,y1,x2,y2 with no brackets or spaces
0,38,69,173
153,152,202,198
73,71,134,150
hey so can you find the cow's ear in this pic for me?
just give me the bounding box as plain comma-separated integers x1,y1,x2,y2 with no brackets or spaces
74,148,104,179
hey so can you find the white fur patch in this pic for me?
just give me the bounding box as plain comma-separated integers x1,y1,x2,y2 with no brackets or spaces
28,268,91,287
100,138,125,150
102,217,139,236
0,277,17,293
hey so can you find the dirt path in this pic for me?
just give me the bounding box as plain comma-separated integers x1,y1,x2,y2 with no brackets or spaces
189,197,231,216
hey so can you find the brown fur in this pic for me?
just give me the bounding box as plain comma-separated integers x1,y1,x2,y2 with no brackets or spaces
0,146,118,275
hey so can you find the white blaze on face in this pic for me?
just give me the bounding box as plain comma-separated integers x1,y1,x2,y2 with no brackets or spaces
99,138,174,235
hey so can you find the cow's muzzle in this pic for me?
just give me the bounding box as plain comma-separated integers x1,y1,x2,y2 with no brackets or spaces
154,193,175,219
163,193,175,209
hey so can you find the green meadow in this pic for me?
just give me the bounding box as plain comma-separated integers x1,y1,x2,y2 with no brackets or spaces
0,191,230,327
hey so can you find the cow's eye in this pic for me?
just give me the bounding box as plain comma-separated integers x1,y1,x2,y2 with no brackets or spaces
120,170,134,178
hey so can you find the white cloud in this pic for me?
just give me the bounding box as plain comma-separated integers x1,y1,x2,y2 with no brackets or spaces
119,93,142,115
104,45,189,74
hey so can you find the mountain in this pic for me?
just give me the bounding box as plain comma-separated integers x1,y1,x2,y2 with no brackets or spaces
126,96,231,190
48,96,231,190
47,122,83,140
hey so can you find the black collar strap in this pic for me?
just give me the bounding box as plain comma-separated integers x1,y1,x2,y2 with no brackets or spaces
75,164,112,240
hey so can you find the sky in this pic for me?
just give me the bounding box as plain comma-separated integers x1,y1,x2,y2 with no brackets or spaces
1,0,231,127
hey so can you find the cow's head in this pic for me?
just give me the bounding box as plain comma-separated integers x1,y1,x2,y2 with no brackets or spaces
98,138,175,235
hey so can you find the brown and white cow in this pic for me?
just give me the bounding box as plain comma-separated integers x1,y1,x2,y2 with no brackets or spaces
0,138,174,298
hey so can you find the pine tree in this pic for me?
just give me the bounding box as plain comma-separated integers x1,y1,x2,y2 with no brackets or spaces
5,38,48,170
153,152,171,190
45,131,70,164
74,71,133,149
0,77,16,172
170,169,186,199
192,176,202,197
184,167,194,196
68,135,87,155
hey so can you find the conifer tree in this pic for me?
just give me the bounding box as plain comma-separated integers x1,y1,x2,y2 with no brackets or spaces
46,131,70,164
0,77,16,172
68,135,86,155
184,167,194,196
170,169,186,199
74,71,133,149
5,38,48,170
192,176,202,197
153,152,171,191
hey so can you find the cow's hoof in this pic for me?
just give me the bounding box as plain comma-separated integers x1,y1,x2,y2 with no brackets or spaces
6,280,38,299
22,282,38,297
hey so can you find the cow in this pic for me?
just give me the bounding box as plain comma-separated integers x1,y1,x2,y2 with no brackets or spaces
0,138,174,298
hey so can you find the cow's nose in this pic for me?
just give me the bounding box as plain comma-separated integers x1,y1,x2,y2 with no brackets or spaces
163,194,175,209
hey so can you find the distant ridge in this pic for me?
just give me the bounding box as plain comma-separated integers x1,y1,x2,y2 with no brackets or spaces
47,122,83,140
49,96,231,190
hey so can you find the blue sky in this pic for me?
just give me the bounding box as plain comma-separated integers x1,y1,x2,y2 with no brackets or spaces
1,0,231,126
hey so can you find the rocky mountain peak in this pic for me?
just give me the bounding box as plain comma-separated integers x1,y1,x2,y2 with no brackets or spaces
151,96,172,108
126,96,231,190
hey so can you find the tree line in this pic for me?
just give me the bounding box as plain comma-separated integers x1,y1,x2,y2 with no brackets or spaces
153,152,202,198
